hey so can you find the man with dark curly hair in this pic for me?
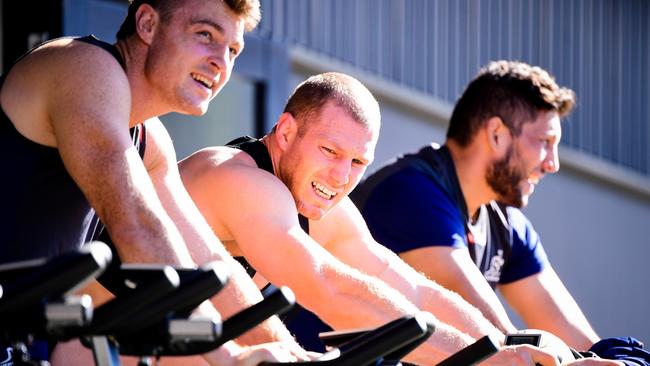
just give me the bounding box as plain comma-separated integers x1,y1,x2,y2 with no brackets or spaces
353,60,598,348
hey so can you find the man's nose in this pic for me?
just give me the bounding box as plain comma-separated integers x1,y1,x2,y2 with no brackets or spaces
208,43,229,72
331,160,351,186
542,147,560,174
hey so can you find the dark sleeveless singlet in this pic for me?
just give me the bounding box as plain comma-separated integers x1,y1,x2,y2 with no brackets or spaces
225,136,310,277
0,35,145,265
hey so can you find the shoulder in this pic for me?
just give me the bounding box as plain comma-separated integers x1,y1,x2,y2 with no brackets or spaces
180,145,289,199
179,145,259,176
361,164,459,220
180,145,299,229
1,37,130,147
35,37,129,115
13,37,125,86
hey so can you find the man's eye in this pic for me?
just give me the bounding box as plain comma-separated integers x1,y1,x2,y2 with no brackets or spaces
322,147,335,154
229,47,239,56
198,31,211,40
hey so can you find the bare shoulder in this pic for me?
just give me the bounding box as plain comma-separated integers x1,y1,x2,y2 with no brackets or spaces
1,37,128,146
6,37,126,92
179,146,259,177
179,145,297,230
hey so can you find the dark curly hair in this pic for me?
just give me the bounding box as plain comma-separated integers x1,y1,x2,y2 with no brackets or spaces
447,60,575,146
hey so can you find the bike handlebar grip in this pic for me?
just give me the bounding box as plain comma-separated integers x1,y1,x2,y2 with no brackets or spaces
258,311,435,366
84,266,180,335
435,335,499,366
117,286,295,357
0,241,112,314
219,286,296,344
113,262,229,335
168,261,230,317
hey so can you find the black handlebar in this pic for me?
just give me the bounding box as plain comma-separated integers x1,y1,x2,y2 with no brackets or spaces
435,335,499,366
0,241,111,315
260,311,435,366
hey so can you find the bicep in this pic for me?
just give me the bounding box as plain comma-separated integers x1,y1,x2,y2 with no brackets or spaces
208,168,334,288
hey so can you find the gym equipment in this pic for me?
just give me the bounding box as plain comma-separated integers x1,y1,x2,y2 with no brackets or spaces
319,319,499,366
0,241,112,365
435,335,499,366
259,311,435,366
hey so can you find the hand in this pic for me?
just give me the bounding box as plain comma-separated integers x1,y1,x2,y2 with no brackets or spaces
563,359,625,366
481,344,560,365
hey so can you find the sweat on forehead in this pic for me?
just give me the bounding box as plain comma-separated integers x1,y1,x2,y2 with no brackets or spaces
283,72,381,128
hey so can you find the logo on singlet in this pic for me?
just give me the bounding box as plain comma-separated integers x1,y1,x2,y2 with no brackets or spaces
484,249,505,283
0,347,13,366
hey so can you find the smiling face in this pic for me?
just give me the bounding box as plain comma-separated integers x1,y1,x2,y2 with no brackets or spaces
486,110,562,207
143,0,245,115
277,102,379,220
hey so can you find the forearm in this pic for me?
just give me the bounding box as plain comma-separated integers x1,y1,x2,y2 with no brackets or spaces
528,312,599,351
463,289,517,334
106,205,195,267
420,281,504,342
378,258,504,341
294,266,477,365
209,256,300,347
403,322,475,365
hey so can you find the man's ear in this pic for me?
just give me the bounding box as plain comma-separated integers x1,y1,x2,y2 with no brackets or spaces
486,116,511,156
134,4,159,45
274,112,298,151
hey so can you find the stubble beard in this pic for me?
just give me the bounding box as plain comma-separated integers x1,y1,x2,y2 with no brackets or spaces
485,145,526,208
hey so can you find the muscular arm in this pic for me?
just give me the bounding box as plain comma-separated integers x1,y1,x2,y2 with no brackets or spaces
145,120,299,346
322,198,506,342
399,246,517,334
181,154,485,364
321,200,570,366
499,268,599,350
43,42,193,267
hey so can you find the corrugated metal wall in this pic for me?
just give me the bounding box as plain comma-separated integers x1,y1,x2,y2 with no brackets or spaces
253,0,650,177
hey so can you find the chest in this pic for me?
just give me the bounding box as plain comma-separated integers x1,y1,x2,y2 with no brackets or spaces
466,205,512,288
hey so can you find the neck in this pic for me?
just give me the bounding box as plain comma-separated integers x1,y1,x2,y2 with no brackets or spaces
259,134,282,177
115,38,170,125
446,139,496,218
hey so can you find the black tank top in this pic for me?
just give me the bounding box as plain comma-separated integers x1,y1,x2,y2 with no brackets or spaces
0,35,145,264
226,136,310,277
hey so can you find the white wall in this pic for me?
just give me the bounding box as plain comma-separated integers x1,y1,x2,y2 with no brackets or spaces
524,167,650,342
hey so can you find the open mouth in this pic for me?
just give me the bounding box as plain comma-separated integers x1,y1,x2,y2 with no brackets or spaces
312,181,337,200
191,73,214,89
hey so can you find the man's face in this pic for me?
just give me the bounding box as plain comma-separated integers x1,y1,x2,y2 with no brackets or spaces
486,110,562,207
278,103,378,220
145,0,245,115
